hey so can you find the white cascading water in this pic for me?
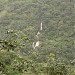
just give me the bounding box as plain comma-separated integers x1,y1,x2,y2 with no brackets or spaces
32,22,42,49
36,31,40,38
35,41,40,47
40,22,43,31
32,42,35,49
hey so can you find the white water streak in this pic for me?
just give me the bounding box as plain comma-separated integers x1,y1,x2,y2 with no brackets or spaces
40,22,43,30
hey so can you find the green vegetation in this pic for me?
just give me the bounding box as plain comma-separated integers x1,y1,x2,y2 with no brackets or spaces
0,0,75,75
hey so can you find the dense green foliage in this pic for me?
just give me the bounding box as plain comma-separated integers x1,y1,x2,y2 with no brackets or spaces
0,0,75,75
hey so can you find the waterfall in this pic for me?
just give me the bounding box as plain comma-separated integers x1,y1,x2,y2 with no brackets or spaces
32,42,35,49
36,31,40,38
32,22,42,49
35,41,40,47
32,41,40,49
40,22,43,31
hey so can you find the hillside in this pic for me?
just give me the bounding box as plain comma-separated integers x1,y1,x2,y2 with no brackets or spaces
0,0,75,75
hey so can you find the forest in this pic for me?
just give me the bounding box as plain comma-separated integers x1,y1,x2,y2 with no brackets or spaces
0,0,75,75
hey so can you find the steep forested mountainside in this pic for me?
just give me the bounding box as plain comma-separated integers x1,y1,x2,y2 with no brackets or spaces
0,0,74,59
0,0,75,75
0,0,74,62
